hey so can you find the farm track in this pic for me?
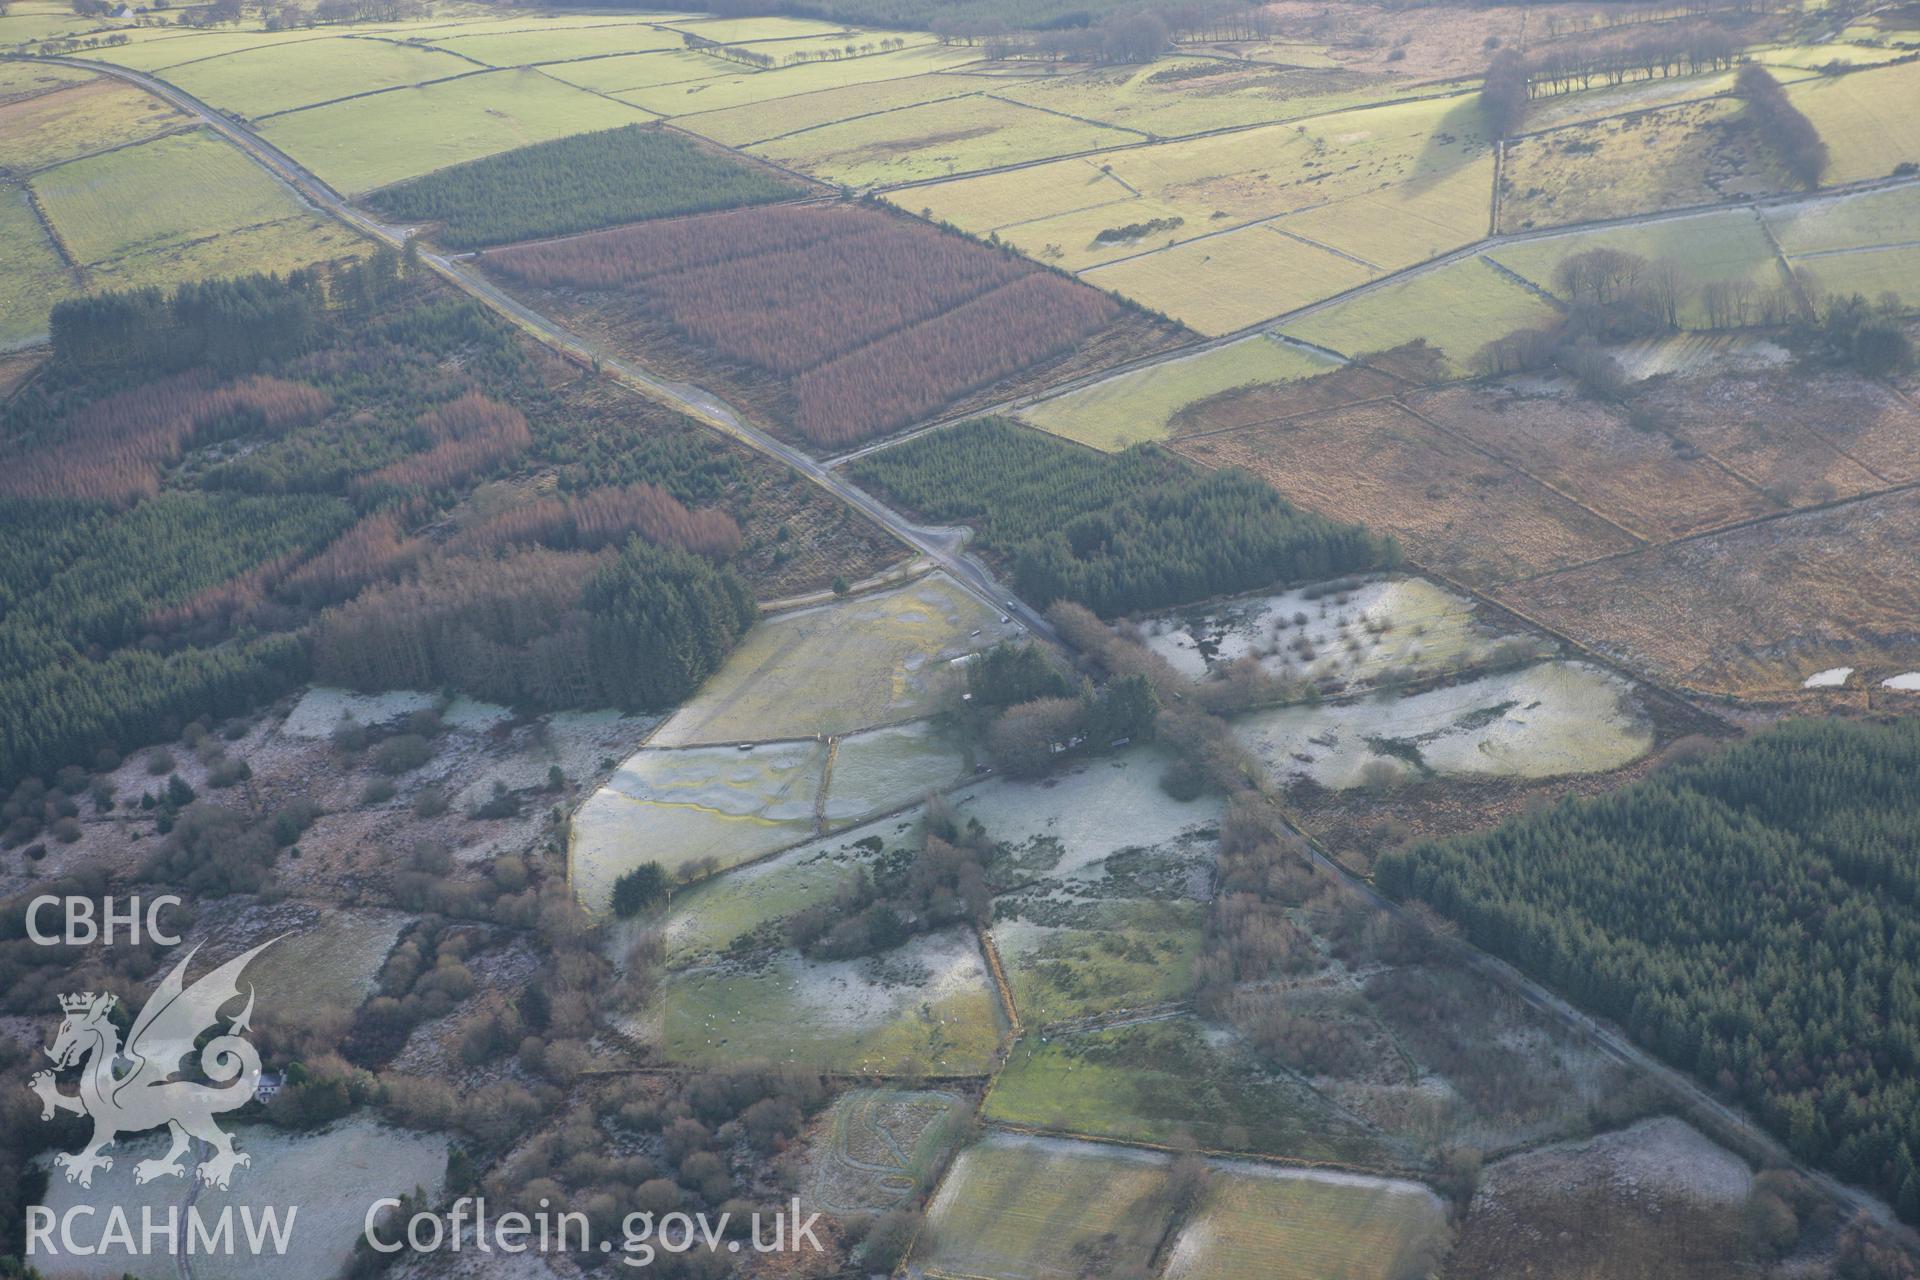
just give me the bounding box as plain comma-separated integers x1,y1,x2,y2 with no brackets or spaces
16,49,1910,1240
14,54,1063,646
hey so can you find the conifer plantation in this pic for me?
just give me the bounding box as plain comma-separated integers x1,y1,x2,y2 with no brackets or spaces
850,416,1389,615
1379,718,1920,1220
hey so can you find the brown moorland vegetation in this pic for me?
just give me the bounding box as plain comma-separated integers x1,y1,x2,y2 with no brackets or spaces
485,203,1125,446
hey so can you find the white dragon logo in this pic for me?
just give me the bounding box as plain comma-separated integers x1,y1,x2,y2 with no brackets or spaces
30,940,276,1190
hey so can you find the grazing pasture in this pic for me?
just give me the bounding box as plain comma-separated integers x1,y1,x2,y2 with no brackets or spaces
1791,243,1920,305
421,21,685,67
917,1133,1172,1280
1276,256,1563,372
539,47,736,95
85,213,369,294
650,573,1014,746
0,76,185,174
1164,1164,1451,1280
258,68,642,194
674,70,983,146
751,93,1142,187
32,129,314,264
0,184,82,348
1018,333,1335,450
162,36,476,119
810,1087,966,1214
1763,181,1920,255
616,43,978,116
1487,207,1791,329
1787,60,1920,183
487,203,1126,445
1085,222,1381,335
0,60,95,102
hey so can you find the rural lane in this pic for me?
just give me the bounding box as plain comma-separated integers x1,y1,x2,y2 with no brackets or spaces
10,54,1059,640
14,52,1906,1230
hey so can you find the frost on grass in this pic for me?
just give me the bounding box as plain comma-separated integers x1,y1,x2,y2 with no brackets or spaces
1138,573,1528,690
658,926,1001,1074
248,907,409,1011
32,1117,447,1280
952,746,1224,882
570,740,827,912
1163,1160,1450,1280
1233,660,1654,789
648,571,1018,747
822,720,970,823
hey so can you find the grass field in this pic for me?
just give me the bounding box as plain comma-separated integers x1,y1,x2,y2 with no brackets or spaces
164,36,477,119
73,27,349,73
1087,223,1380,335
540,47,741,95
984,1019,1392,1161
1764,183,1920,255
674,70,982,146
31,128,313,264
899,153,1141,234
617,43,978,116
918,1133,1172,1280
0,60,96,102
751,93,1140,186
650,573,1015,746
994,898,1205,1025
1276,152,1495,270
1175,399,1639,586
1791,244,1920,306
259,67,642,194
1018,334,1336,450
1498,98,1790,230
84,212,369,292
0,76,185,174
1164,1164,1450,1280
1788,60,1920,183
822,720,971,822
659,926,1002,1073
1277,255,1563,372
810,1087,965,1215
0,184,81,348
423,21,684,67
993,58,1428,139
1488,207,1792,328
570,739,827,911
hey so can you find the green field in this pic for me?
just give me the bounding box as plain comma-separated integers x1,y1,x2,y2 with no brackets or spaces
995,898,1204,1025
1790,245,1920,308
73,27,348,72
669,70,981,146
1278,255,1563,374
540,46,740,95
1489,207,1792,328
1764,183,1920,255
618,43,978,116
918,1133,1172,1280
1087,223,1380,336
751,92,1140,186
84,213,370,292
0,60,97,100
649,573,1016,746
0,184,81,348
0,76,185,173
1164,1166,1451,1280
1019,333,1335,450
424,21,684,67
1789,60,1920,184
985,1019,1392,1162
259,67,642,194
31,128,313,264
164,35,477,118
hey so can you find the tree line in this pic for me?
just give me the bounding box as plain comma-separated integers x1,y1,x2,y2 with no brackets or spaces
1377,717,1920,1222
850,417,1389,616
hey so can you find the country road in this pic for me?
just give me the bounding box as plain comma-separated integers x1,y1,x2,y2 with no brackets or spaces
16,51,1907,1232
12,55,1060,641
